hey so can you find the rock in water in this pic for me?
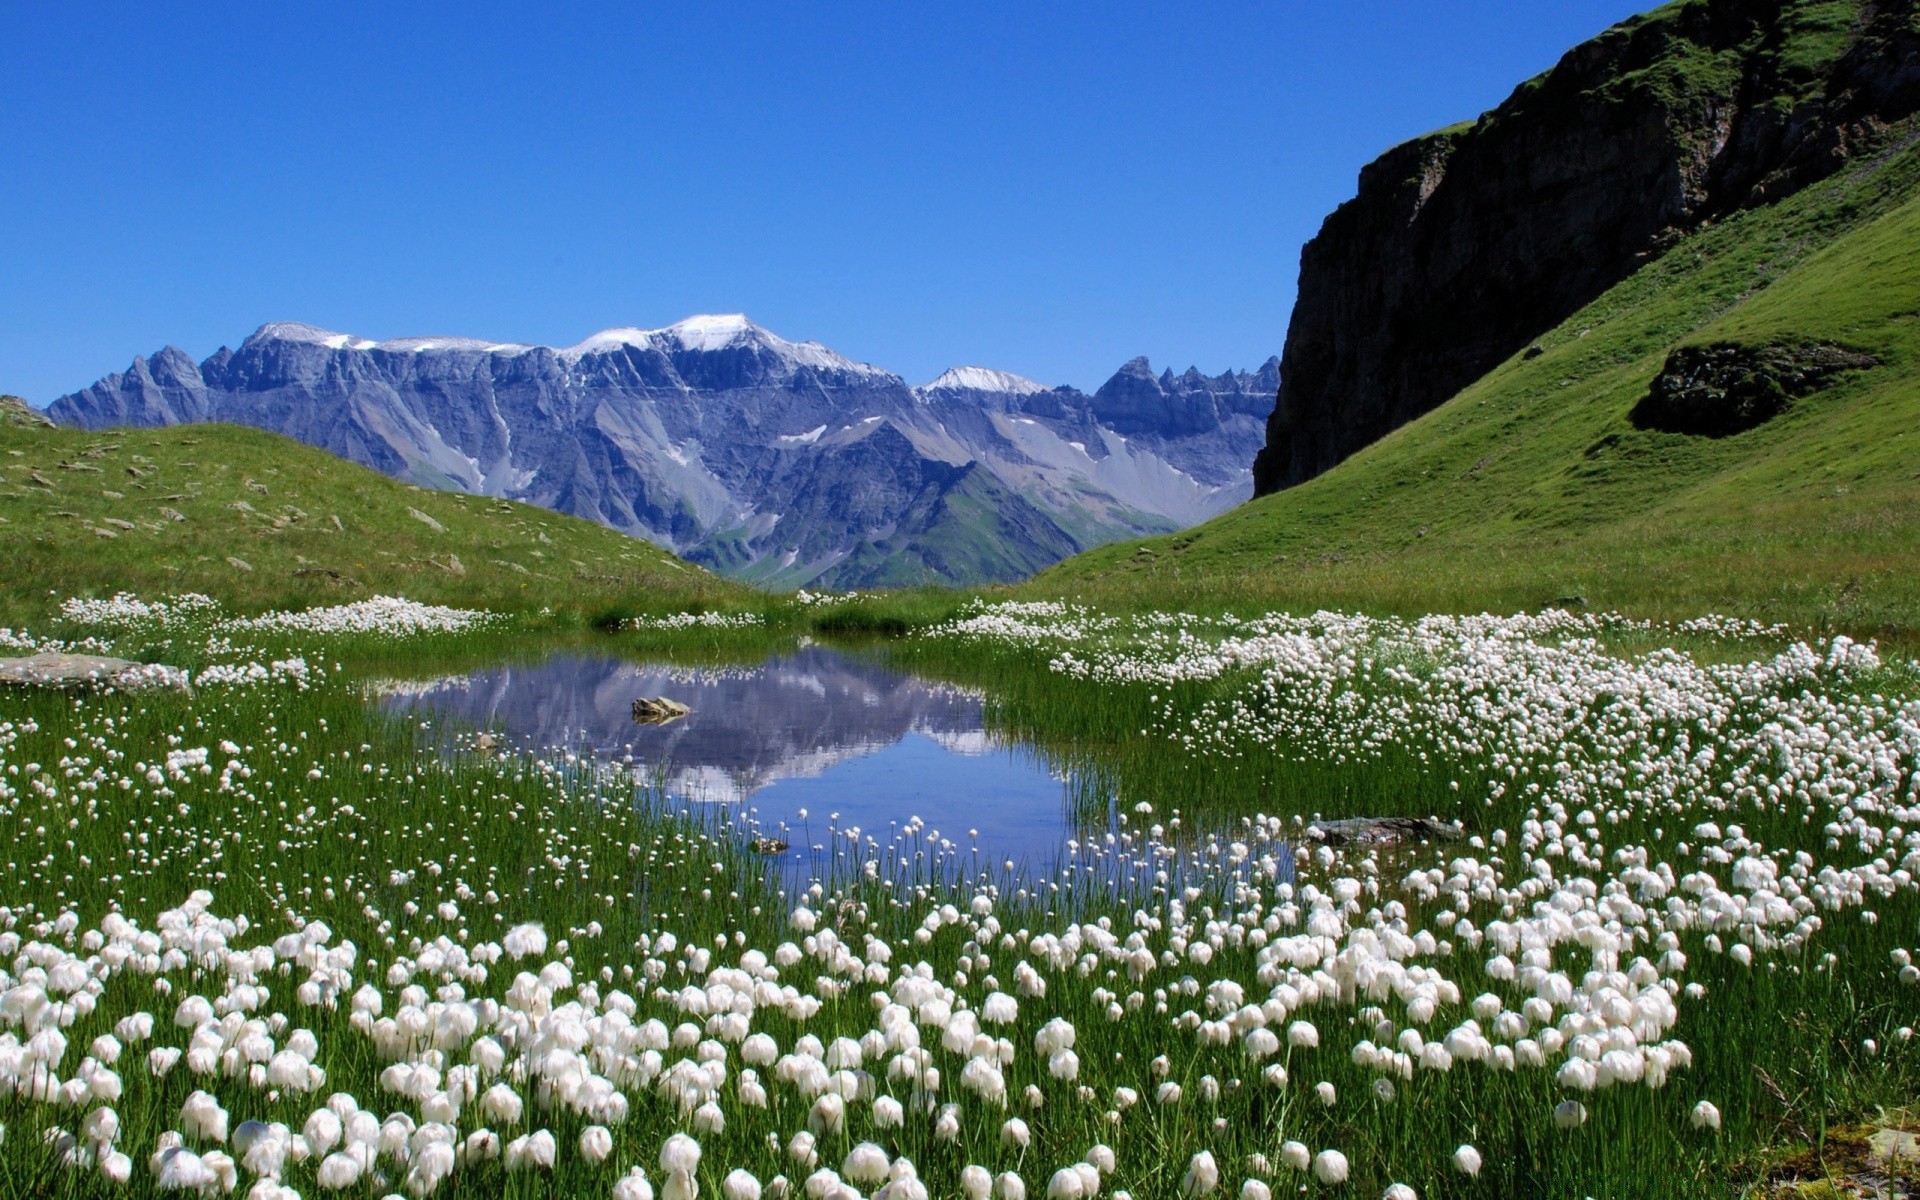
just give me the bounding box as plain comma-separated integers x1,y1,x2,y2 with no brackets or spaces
0,653,189,692
1306,817,1464,847
632,696,691,724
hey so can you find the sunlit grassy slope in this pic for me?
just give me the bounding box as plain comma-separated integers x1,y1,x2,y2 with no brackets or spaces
0,416,743,623
1037,131,1920,638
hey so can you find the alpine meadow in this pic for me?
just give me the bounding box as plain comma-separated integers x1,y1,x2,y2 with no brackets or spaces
2,3,1920,1200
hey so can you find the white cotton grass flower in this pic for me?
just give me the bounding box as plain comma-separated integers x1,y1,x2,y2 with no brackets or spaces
503,923,548,960
1310,1150,1348,1185
1182,1150,1221,1196
844,1143,891,1187
580,1125,614,1164
1239,1182,1271,1200
316,1149,362,1189
1452,1144,1482,1176
1279,1142,1311,1173
961,1165,994,1199
994,1171,1028,1200
1001,1117,1031,1149
1383,1186,1418,1200
662,1132,702,1175
506,1129,556,1172
615,1167,658,1200
180,1090,229,1144
1554,1100,1589,1129
724,1168,764,1200
1047,1167,1087,1199
1691,1100,1722,1131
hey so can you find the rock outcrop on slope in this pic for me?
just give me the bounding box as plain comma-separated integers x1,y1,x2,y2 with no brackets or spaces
1252,0,1920,496
51,315,1276,588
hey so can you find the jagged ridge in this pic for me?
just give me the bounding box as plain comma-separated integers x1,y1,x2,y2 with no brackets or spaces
49,317,1277,589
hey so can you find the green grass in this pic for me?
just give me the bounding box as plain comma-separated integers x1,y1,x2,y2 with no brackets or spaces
0,420,749,627
3,604,1914,1198
1036,126,1920,641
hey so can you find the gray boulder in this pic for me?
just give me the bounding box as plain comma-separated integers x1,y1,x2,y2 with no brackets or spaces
0,653,189,692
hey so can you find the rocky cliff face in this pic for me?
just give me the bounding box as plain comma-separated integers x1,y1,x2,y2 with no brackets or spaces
1253,0,1920,495
51,316,1275,588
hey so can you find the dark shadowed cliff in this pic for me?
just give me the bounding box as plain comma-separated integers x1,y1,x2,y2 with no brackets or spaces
1253,0,1920,495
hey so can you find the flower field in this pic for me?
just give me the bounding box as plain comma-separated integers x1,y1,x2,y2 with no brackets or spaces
0,595,1915,1197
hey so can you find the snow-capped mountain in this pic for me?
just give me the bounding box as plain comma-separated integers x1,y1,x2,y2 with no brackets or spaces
49,315,1276,587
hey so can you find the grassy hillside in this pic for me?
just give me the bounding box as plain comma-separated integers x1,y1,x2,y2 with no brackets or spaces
0,415,744,624
1039,125,1920,639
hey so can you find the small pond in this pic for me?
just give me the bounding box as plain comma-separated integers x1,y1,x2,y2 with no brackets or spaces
382,644,1096,876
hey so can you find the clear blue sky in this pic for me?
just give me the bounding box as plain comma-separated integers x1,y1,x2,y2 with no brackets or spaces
0,1,1652,404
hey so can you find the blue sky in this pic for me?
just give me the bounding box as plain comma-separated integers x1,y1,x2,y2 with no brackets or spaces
0,1,1651,403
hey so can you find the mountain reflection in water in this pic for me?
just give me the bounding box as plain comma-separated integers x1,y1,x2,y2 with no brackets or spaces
383,645,1082,870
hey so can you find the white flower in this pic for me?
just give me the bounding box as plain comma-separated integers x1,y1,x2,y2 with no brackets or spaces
844,1143,891,1186
580,1125,614,1164
316,1150,361,1189
724,1168,764,1200
615,1167,658,1200
994,1171,1028,1200
1452,1145,1481,1176
502,1129,556,1173
961,1165,993,1200
180,1090,229,1144
1001,1118,1031,1149
1554,1100,1589,1129
1182,1150,1220,1196
661,1132,702,1176
1691,1100,1722,1131
1311,1150,1348,1185
503,923,548,960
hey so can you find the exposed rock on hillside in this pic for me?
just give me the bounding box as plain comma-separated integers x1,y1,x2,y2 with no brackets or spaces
1253,0,1920,495
0,395,53,429
1631,340,1879,435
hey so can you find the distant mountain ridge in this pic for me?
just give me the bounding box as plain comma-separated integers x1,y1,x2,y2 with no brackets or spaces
49,314,1276,587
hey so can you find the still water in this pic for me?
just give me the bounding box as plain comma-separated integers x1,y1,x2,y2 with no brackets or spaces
383,645,1088,874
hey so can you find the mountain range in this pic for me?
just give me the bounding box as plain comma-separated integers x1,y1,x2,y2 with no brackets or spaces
48,314,1274,588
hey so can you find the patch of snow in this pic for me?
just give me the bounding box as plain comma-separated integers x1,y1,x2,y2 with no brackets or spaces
559,314,890,376
248,322,529,354
1068,441,1088,456
777,425,828,445
246,314,882,370
918,365,1048,395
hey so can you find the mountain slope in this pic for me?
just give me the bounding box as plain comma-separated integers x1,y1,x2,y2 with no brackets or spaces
1040,119,1920,636
49,316,1274,588
1253,0,1920,495
0,418,741,621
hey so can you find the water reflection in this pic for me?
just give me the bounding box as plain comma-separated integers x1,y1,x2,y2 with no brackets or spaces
383,645,1087,872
